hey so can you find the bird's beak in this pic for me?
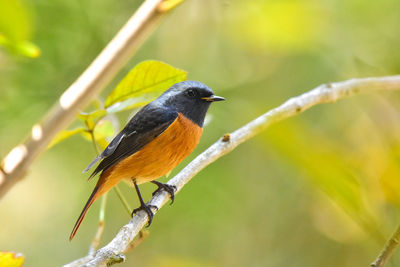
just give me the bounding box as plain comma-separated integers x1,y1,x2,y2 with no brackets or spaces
201,95,225,102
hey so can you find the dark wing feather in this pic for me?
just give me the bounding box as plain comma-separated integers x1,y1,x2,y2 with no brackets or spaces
83,104,178,179
83,131,126,173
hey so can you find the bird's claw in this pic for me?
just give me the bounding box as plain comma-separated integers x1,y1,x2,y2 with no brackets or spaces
132,204,158,227
151,181,177,205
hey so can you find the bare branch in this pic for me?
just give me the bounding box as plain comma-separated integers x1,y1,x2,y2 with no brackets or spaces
371,224,400,267
0,0,182,199
63,75,400,267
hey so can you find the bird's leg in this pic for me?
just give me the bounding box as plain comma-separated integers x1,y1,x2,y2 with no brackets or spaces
151,181,177,205
131,179,157,227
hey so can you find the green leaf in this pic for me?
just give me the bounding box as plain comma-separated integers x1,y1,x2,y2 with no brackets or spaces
48,128,86,148
105,60,187,109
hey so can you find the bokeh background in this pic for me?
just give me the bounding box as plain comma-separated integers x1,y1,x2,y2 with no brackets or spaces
1,0,400,266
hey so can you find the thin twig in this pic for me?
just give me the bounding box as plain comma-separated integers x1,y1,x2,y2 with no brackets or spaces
88,130,100,155
126,230,150,251
371,224,400,267
88,193,108,255
63,75,400,267
113,186,132,217
0,0,182,199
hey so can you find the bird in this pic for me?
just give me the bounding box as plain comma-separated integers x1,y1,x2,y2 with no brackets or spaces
69,81,225,240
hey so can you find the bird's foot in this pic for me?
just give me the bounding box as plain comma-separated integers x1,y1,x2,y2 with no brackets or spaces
131,203,158,227
151,181,177,205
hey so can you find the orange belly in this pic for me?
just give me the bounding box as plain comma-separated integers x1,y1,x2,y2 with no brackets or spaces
99,113,203,189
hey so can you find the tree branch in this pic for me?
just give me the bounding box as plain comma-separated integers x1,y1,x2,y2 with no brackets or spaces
63,75,400,267
371,223,400,267
0,0,182,199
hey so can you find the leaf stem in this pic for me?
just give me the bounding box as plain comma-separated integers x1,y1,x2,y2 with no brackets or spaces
113,186,132,217
89,193,108,255
88,130,100,155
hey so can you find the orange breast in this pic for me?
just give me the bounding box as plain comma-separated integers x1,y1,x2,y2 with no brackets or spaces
100,113,203,186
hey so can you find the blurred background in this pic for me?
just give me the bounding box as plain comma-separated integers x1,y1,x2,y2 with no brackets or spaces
1,0,400,266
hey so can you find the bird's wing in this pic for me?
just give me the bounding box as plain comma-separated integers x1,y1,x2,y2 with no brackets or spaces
82,131,126,173
83,104,178,179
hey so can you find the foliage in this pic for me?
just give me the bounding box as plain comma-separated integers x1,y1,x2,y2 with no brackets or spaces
0,0,40,58
50,60,187,149
105,60,187,110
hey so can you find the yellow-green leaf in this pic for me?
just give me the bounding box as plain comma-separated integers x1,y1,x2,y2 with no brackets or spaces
78,110,107,130
48,128,86,148
104,60,187,108
158,0,184,12
14,40,40,58
0,252,24,267
0,0,32,42
0,35,40,58
105,94,157,114
0,0,40,58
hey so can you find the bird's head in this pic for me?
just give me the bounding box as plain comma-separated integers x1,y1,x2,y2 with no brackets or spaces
158,81,225,127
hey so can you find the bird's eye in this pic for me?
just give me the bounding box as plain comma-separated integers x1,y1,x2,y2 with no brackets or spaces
186,89,197,98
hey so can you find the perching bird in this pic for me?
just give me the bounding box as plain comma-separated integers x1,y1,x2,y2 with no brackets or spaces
69,81,225,240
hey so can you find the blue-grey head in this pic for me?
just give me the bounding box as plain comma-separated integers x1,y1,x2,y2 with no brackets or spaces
156,81,225,127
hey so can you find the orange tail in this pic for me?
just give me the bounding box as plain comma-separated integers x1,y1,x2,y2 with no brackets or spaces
69,185,100,241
